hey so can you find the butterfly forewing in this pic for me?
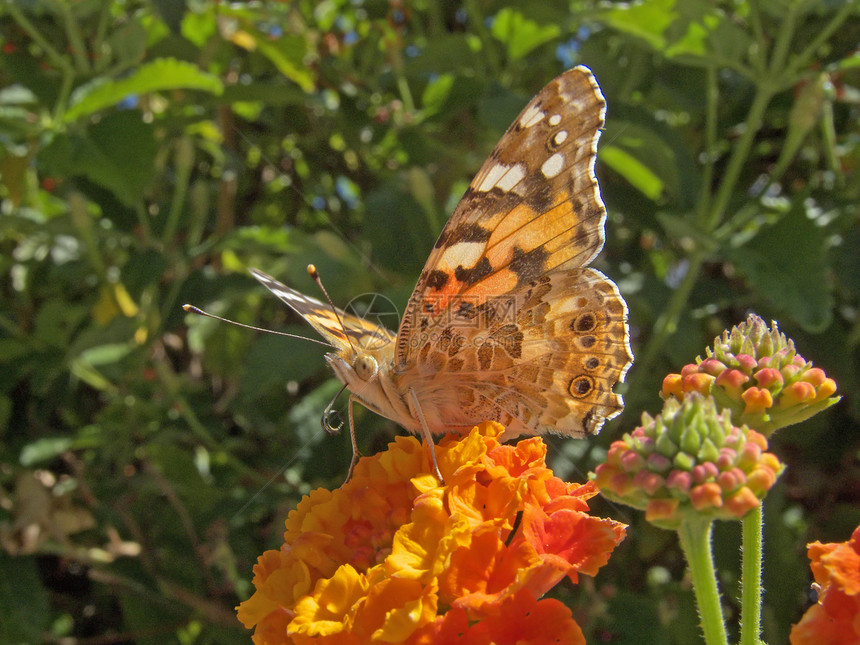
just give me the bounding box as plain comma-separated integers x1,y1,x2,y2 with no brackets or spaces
249,268,396,353
392,66,632,438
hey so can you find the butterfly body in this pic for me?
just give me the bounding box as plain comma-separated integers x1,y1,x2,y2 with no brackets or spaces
251,66,633,474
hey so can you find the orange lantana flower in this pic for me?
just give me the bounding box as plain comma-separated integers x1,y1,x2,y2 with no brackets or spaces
791,524,860,645
237,422,627,644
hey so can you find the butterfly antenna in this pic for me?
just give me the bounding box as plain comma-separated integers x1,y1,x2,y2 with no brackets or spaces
306,264,357,354
182,304,334,348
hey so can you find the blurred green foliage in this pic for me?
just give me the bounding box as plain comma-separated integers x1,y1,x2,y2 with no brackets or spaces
0,1,858,643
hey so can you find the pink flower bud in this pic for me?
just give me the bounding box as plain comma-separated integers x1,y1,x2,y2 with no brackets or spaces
742,387,773,414
754,368,784,391
691,483,723,510
725,487,761,518
681,363,700,377
634,471,665,495
800,367,827,387
621,451,645,472
715,369,749,395
645,498,680,523
662,373,684,399
736,354,757,371
666,470,692,493
683,373,714,396
700,358,727,376
717,470,740,491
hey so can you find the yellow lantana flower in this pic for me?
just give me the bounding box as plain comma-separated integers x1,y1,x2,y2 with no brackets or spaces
237,422,626,644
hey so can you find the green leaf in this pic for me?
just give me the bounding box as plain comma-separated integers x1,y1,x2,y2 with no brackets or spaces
228,18,315,92
601,145,664,201
602,0,751,64
726,204,833,332
64,58,223,122
0,555,50,643
421,73,455,117
77,342,136,366
490,8,561,61
241,331,327,396
41,111,158,205
20,437,74,466
601,0,677,51
365,177,436,276
106,20,147,66
602,111,702,209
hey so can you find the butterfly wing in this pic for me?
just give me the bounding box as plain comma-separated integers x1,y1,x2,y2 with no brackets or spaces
249,268,396,353
394,66,632,438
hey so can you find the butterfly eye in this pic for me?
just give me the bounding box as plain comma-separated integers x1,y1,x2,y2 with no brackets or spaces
353,354,378,380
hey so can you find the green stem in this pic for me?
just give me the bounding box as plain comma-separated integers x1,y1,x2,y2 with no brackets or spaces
464,0,501,78
740,504,764,645
694,65,719,226
705,83,775,232
746,3,767,77
52,68,76,124
92,0,112,73
162,137,195,244
782,1,855,84
677,518,729,645
3,1,73,73
53,0,91,74
765,2,798,82
632,251,706,402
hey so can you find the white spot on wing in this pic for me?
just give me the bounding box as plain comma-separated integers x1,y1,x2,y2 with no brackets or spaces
475,163,507,192
496,164,526,192
548,113,562,126
439,241,484,272
475,162,527,193
553,130,568,146
519,105,545,128
541,153,565,178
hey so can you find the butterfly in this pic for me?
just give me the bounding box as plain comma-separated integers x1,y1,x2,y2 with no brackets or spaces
250,66,633,481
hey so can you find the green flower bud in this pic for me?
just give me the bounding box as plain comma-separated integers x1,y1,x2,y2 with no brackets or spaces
592,394,784,530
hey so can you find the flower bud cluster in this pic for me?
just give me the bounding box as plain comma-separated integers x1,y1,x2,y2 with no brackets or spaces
661,315,838,435
593,395,784,529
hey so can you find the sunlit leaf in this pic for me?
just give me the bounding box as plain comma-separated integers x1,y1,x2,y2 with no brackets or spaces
601,145,664,201
490,7,561,61
64,58,223,122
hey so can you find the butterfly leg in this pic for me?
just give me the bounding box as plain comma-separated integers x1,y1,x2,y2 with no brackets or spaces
343,395,362,484
407,388,445,483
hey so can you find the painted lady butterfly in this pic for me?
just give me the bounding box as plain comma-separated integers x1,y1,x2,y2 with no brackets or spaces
250,66,633,480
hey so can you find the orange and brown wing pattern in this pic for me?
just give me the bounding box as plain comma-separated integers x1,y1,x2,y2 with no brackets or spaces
393,66,632,438
395,66,609,365
249,269,396,354
394,269,632,438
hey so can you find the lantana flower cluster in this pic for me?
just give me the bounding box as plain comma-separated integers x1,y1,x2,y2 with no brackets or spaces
237,422,626,644
791,524,860,645
661,315,839,435
592,394,784,529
